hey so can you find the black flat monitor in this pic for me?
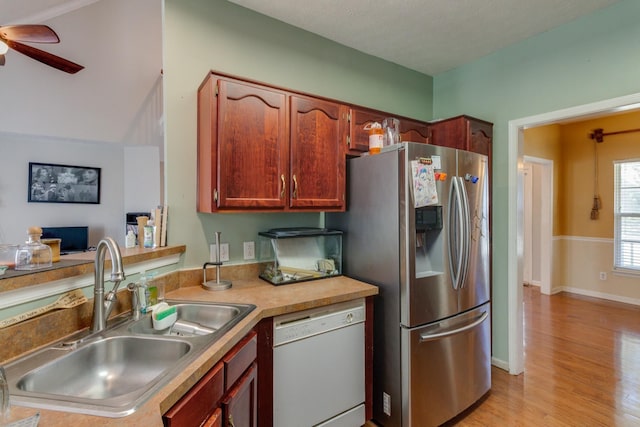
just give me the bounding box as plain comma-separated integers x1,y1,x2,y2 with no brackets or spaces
41,226,89,254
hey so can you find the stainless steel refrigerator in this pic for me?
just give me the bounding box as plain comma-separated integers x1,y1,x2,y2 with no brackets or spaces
326,142,491,427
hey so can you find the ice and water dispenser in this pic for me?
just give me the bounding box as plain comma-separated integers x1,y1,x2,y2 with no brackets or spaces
414,205,444,278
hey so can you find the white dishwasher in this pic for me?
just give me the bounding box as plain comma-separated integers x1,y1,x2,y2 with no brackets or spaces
273,298,366,427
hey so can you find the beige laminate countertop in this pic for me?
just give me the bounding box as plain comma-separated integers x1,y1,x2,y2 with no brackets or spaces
5,275,378,426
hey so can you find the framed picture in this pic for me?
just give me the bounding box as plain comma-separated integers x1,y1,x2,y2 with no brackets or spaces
28,162,101,204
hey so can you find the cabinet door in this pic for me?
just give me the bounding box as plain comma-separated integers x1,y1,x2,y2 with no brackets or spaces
290,95,347,211
429,115,492,153
222,363,258,427
203,408,223,427
468,119,492,156
199,76,289,212
163,361,224,427
349,108,386,154
217,79,289,210
429,116,467,150
400,118,430,144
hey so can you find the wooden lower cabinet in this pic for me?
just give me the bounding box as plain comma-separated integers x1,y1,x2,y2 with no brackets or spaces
221,363,258,427
202,408,222,427
163,331,258,427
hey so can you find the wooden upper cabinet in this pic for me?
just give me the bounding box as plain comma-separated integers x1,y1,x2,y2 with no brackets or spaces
290,95,347,211
217,79,289,210
198,72,347,213
429,115,492,155
348,107,430,155
198,75,288,212
399,119,430,144
348,108,387,154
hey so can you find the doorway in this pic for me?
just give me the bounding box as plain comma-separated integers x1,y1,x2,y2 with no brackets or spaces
507,92,640,375
522,156,553,295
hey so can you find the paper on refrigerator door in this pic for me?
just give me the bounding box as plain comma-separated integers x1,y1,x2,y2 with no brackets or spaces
411,160,438,207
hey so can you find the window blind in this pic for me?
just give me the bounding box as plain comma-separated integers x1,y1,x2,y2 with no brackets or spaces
614,160,640,272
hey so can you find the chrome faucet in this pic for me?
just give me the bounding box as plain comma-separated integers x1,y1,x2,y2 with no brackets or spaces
91,237,126,332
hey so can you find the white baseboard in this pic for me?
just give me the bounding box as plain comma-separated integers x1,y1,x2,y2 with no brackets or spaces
491,357,510,372
560,286,640,307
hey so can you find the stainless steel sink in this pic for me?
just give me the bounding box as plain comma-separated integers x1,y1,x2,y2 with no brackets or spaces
5,300,255,417
128,302,252,337
16,337,190,399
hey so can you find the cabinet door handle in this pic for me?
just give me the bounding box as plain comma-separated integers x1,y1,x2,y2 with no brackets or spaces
228,414,236,427
292,174,298,199
280,174,285,198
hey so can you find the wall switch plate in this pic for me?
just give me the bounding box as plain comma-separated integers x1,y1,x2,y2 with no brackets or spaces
209,244,217,263
243,241,255,260
210,243,230,262
599,272,607,280
219,243,229,262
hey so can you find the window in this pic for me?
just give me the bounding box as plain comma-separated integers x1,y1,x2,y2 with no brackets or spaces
614,160,640,273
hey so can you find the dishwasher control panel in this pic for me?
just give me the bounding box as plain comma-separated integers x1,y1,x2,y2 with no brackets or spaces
273,299,365,346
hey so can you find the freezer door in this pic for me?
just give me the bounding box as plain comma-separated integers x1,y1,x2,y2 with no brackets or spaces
457,150,491,312
401,303,491,427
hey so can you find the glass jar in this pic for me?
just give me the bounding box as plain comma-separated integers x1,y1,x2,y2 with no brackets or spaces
15,226,53,271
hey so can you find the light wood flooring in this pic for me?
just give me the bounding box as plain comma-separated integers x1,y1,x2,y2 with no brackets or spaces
443,285,640,426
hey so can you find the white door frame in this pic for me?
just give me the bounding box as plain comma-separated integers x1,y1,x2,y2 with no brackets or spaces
507,92,640,375
522,163,533,285
522,156,553,295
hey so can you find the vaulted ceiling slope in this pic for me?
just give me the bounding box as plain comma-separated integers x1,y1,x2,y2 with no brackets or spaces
0,0,162,145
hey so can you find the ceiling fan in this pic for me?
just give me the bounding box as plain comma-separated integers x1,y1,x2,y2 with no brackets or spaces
0,24,84,74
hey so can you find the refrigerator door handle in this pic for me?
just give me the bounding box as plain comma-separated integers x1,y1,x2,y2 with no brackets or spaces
418,311,489,342
459,176,471,288
448,177,464,290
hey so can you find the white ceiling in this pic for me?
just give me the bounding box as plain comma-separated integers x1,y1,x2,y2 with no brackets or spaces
228,0,619,75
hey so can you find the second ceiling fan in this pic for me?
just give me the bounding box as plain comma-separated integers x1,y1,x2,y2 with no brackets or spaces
0,24,84,74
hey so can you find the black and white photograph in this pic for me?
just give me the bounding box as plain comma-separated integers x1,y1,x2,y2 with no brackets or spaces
28,162,101,204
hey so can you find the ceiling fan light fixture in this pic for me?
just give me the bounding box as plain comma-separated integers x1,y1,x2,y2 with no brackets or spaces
0,40,8,55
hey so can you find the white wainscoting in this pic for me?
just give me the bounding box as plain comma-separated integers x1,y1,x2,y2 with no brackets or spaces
553,236,640,306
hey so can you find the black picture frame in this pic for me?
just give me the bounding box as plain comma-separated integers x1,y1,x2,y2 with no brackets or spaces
28,162,101,204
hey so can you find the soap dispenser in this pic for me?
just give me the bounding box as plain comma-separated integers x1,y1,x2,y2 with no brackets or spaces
15,226,53,270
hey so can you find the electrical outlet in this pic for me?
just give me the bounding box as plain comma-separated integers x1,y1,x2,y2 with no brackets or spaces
243,241,255,260
210,243,230,262
599,272,607,280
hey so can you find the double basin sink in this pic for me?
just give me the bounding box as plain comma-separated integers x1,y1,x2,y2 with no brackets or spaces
4,300,255,417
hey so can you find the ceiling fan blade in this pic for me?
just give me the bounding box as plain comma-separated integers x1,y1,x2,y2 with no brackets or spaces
0,54,4,66
0,25,59,43
6,40,83,74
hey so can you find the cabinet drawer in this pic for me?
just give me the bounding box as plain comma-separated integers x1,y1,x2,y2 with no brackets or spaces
163,361,224,427
224,330,257,391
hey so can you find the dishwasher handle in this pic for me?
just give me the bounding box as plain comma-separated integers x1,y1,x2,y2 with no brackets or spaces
419,311,488,343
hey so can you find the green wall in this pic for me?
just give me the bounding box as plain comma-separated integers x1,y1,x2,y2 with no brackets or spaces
166,0,640,369
433,0,640,364
164,0,433,268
